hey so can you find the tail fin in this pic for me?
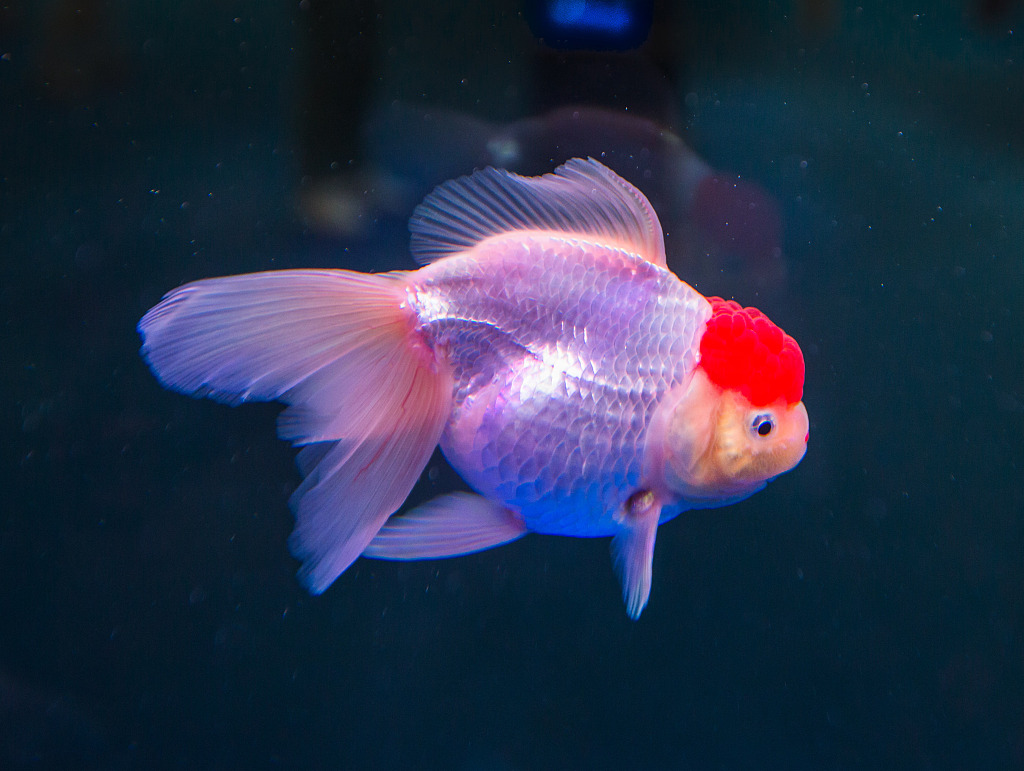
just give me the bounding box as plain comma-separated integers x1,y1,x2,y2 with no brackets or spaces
138,269,453,592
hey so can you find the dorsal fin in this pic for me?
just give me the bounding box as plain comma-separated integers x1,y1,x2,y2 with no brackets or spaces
409,157,667,267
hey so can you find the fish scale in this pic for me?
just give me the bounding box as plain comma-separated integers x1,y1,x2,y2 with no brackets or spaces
411,233,710,536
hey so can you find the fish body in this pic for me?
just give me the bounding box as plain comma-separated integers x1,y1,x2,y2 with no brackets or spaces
413,233,706,537
139,159,808,618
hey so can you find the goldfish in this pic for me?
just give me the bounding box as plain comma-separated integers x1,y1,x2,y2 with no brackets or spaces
139,158,808,619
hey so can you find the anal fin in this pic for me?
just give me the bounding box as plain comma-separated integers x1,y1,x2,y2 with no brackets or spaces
363,492,526,561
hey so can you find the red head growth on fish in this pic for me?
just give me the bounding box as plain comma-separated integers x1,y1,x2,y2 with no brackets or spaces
698,297,804,406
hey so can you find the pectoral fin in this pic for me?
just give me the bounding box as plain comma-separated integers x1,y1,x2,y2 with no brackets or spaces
610,491,662,620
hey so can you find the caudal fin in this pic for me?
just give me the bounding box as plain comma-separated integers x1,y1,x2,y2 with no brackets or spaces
138,269,454,592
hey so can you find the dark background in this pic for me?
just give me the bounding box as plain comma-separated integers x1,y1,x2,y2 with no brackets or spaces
3,0,1023,768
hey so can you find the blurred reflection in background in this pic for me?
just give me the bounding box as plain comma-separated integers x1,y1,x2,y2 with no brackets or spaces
1,0,131,104
294,0,784,298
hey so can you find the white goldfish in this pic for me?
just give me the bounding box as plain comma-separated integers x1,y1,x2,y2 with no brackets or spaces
139,158,807,618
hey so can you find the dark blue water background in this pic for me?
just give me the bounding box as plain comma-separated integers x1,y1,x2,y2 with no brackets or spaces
2,1,1023,767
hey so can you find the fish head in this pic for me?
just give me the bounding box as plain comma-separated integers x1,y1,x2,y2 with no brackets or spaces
645,297,808,506
705,387,809,487
648,369,808,506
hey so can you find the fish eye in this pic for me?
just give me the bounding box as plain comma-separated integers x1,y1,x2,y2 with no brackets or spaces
751,414,775,437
